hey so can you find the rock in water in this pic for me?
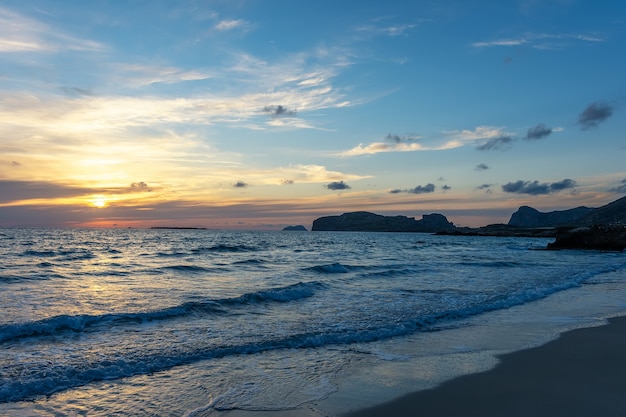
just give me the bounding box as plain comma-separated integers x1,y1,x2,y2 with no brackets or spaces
546,224,626,251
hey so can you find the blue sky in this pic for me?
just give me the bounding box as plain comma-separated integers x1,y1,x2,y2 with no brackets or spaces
0,0,625,228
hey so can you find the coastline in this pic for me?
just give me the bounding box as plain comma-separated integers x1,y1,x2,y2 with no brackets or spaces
342,315,626,417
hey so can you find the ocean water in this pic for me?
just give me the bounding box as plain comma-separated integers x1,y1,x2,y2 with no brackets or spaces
1,228,625,416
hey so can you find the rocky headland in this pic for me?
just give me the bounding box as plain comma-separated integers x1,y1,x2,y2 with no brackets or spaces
310,195,626,250
311,212,455,233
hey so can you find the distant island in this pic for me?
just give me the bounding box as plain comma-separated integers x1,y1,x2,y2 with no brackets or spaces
283,225,308,231
311,212,455,233
151,226,208,230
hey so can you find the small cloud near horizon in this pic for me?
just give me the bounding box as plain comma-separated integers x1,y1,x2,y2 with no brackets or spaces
385,133,421,143
578,102,613,130
263,105,297,117
525,123,553,140
609,179,626,194
326,181,351,190
476,135,514,151
233,181,248,188
390,183,435,194
475,163,489,171
502,178,576,195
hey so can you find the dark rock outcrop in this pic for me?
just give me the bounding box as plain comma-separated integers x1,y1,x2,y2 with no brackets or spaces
311,212,455,233
283,225,308,231
546,224,626,251
437,224,556,238
508,206,594,227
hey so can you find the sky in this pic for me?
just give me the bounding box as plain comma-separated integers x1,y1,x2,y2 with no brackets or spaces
1,0,625,229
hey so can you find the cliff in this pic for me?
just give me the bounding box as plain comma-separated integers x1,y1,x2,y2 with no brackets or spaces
508,206,594,227
508,195,626,228
311,212,455,233
576,195,626,226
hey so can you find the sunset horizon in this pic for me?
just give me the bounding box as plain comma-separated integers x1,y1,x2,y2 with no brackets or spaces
2,1,625,229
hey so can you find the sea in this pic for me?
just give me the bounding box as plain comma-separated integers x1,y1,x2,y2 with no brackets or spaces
1,227,625,417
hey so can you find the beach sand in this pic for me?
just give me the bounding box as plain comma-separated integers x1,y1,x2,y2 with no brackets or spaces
343,315,626,417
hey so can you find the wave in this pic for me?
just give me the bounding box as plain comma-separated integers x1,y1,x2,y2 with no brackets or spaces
190,244,258,254
159,265,218,273
0,265,619,404
0,281,326,344
0,273,66,283
305,263,353,274
20,249,95,261
232,259,266,265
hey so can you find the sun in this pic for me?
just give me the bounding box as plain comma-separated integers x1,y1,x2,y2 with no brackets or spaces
90,195,108,208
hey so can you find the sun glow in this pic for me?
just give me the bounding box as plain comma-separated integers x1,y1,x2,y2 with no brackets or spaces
90,195,108,208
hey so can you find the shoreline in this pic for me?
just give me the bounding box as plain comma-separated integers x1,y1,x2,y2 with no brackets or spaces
342,315,626,417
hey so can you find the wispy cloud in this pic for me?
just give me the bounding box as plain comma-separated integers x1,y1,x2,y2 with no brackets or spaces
215,19,250,32
609,179,626,194
339,141,425,156
340,126,516,157
355,22,420,37
115,64,214,87
473,32,605,49
0,6,106,53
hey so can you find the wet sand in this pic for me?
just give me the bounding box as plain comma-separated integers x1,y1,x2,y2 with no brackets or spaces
343,315,626,417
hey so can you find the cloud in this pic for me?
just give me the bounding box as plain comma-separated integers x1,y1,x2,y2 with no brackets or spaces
354,20,421,38
502,179,577,195
472,32,605,50
608,179,626,194
0,180,91,204
131,182,150,191
280,179,294,185
59,87,94,97
390,183,435,194
445,126,503,140
274,164,368,184
442,185,451,191
215,19,250,32
475,163,489,171
525,123,552,140
263,105,297,117
326,181,351,190
476,135,515,151
0,6,105,53
385,133,421,143
233,181,248,188
477,184,493,189
578,102,613,130
340,141,424,156
11,161,21,166
116,64,214,87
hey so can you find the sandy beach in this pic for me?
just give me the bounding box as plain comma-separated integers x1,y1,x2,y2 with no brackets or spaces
343,315,626,417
